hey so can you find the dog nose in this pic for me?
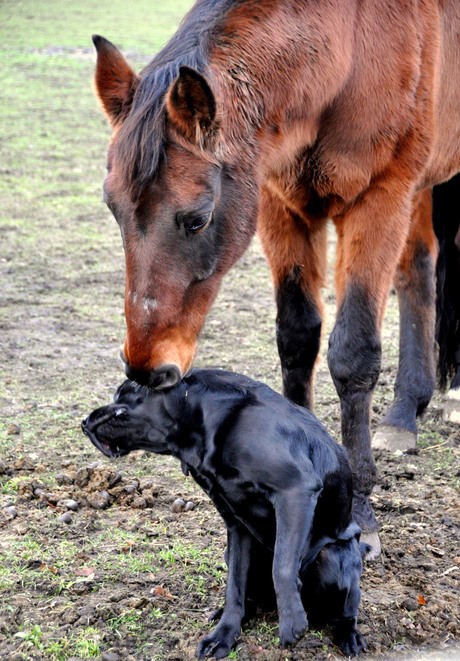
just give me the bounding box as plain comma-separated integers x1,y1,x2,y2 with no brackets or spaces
124,363,182,389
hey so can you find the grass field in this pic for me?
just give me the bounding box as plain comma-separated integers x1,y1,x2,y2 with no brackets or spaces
1,1,459,660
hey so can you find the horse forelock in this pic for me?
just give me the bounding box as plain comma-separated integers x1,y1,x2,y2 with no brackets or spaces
113,0,238,201
114,67,170,201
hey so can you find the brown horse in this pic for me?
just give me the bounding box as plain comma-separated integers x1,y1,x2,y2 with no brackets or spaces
92,0,460,556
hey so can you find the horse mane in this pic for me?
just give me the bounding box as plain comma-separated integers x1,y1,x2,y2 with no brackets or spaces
115,0,237,200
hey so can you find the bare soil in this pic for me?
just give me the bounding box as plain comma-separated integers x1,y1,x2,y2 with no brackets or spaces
1,216,460,661
0,82,460,661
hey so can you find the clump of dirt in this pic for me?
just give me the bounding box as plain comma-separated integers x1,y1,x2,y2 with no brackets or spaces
1,436,459,661
1,458,200,525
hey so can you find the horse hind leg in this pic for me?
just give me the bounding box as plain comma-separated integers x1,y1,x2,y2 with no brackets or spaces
373,188,438,452
433,173,460,423
258,184,327,410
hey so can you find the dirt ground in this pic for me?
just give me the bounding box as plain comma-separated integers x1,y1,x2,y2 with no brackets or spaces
0,6,459,655
1,212,460,661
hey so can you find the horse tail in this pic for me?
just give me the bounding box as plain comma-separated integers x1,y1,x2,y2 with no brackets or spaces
433,173,460,391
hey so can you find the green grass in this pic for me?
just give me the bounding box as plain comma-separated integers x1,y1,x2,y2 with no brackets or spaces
1,1,459,660
1,0,195,53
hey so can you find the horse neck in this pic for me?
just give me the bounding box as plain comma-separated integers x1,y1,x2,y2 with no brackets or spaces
208,0,356,166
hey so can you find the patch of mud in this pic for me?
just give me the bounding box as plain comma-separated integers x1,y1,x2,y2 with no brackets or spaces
1,438,459,660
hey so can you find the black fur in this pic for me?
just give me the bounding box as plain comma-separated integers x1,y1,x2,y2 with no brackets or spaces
327,283,380,532
276,268,322,409
433,174,460,391
82,369,366,658
382,239,437,433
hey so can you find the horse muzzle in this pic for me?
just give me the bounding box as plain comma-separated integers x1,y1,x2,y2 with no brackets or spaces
119,347,182,389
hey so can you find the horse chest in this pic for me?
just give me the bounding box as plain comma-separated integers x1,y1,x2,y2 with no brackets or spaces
265,145,370,223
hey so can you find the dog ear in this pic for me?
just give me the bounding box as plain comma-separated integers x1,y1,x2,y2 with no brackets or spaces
93,35,140,127
166,66,216,141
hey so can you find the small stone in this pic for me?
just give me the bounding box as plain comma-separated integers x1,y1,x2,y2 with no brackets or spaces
7,423,20,435
399,464,418,480
56,472,74,486
426,544,445,557
86,491,111,510
61,499,79,511
13,456,35,470
401,597,420,611
4,506,18,519
185,501,196,511
101,653,120,661
143,492,156,507
87,462,101,470
41,492,59,505
108,471,122,488
1,500,14,508
172,498,186,513
131,496,146,509
58,512,72,524
75,467,90,488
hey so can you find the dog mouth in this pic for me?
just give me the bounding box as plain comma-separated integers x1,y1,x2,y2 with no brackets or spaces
81,409,129,458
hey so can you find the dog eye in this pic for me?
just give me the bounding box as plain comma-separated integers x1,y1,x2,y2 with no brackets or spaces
184,211,213,234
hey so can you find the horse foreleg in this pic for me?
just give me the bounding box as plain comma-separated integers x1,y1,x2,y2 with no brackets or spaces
329,181,413,557
373,188,438,451
258,185,327,409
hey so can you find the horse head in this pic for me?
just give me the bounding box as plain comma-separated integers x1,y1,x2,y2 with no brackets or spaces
93,36,258,388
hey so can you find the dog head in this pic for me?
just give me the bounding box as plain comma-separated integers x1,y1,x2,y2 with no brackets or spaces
81,380,174,457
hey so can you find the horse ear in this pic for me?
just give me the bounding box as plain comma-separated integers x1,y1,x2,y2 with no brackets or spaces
166,66,216,140
92,35,140,127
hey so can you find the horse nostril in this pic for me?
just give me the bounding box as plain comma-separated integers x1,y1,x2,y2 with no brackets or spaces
119,346,128,365
124,363,182,389
151,365,182,389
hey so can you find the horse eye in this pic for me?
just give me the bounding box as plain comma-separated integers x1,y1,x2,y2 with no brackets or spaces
185,211,213,233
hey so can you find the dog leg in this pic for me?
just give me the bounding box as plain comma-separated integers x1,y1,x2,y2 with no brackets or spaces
196,526,252,659
272,485,320,646
304,538,366,656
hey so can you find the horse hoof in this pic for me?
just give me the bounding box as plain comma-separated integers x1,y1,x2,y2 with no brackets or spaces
360,530,381,561
444,389,460,423
372,425,417,453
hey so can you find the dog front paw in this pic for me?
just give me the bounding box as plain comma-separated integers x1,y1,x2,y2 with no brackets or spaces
335,629,367,657
196,623,239,659
278,609,308,646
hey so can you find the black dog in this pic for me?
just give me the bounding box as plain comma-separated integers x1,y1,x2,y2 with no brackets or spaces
82,369,366,658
